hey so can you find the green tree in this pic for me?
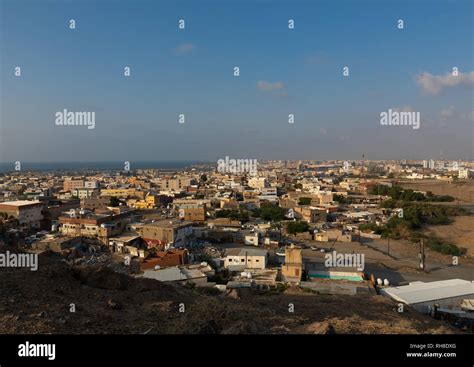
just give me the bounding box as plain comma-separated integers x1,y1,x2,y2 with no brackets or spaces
194,192,205,199
286,221,309,235
259,203,287,221
109,197,121,207
333,194,348,204
298,197,312,205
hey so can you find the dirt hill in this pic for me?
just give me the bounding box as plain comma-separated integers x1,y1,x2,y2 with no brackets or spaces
0,247,457,334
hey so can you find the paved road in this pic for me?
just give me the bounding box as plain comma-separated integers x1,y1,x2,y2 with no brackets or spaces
300,237,474,286
361,237,474,284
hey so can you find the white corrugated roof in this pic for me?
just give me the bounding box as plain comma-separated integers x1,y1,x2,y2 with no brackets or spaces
142,265,208,282
381,279,474,305
142,267,187,282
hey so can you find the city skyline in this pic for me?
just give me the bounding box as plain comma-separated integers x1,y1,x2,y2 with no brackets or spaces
2,0,474,356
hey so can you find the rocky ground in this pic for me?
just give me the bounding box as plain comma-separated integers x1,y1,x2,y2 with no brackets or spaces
0,246,459,334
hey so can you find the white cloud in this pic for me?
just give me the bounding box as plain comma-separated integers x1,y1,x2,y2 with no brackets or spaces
256,81,284,92
415,70,474,95
176,43,195,54
423,107,472,129
440,106,455,119
460,110,474,122
256,81,288,96
391,105,415,113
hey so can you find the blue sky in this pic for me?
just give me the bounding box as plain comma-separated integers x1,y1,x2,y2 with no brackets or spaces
1,0,473,163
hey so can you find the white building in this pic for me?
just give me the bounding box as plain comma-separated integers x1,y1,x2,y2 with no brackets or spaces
84,180,100,189
458,168,473,179
260,187,277,196
225,248,268,270
244,233,259,246
380,279,474,314
72,188,100,199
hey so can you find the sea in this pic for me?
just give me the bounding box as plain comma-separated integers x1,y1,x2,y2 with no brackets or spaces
0,161,207,173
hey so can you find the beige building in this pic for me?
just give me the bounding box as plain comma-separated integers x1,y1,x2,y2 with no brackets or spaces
140,220,193,248
0,200,43,228
80,197,110,211
281,246,303,283
173,201,207,221
313,229,354,243
160,178,193,191
100,189,145,199
178,206,206,221
58,211,131,244
63,178,84,192
247,177,269,190
294,206,327,223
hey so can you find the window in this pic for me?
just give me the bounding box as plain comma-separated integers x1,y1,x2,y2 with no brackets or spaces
241,259,245,262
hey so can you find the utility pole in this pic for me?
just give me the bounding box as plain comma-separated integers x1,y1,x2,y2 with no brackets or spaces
279,222,282,243
419,239,425,271
387,235,390,256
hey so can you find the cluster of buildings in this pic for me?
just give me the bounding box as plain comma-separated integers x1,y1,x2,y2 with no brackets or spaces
0,159,471,250
0,160,473,328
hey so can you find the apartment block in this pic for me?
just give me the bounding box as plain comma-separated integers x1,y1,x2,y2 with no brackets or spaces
100,189,145,199
140,219,193,248
160,178,193,191
224,248,268,270
63,178,84,192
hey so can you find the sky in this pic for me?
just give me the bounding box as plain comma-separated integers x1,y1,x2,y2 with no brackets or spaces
0,0,473,163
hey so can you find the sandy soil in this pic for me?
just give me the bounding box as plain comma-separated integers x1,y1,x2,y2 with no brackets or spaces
424,216,474,256
0,246,457,334
399,180,474,203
